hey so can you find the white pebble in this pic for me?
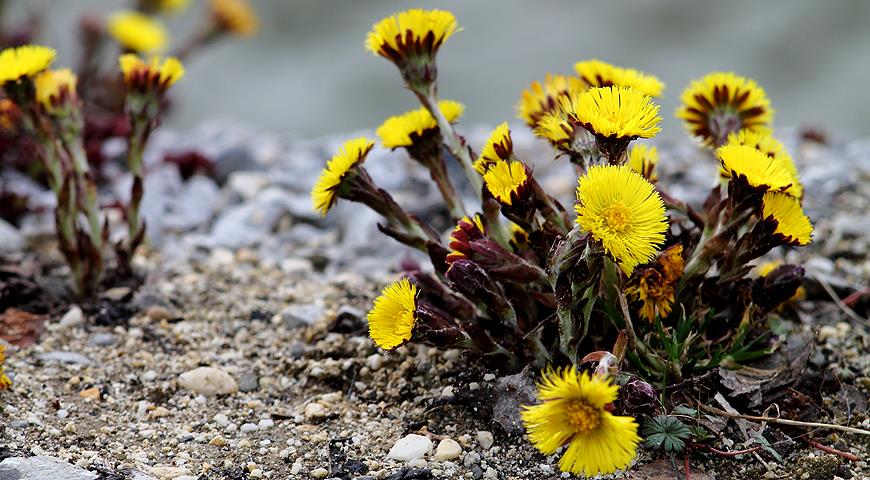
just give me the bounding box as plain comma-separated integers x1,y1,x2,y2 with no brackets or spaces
386,434,433,461
434,438,462,462
240,423,259,433
477,431,494,450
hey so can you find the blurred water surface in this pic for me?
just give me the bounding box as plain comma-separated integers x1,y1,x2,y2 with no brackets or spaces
11,0,870,139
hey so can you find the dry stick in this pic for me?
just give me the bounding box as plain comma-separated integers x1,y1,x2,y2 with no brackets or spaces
802,437,860,462
693,444,763,457
697,402,870,436
811,272,869,326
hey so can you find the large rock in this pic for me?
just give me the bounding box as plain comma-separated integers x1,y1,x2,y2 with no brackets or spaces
386,434,433,461
0,456,98,480
177,367,238,396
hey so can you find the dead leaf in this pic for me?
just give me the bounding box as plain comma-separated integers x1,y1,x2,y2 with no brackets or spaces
0,308,46,346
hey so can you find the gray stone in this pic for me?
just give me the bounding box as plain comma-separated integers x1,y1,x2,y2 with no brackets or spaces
57,306,84,329
88,333,118,347
163,175,221,231
0,456,98,480
9,419,29,428
178,367,238,396
281,303,325,329
0,218,24,252
36,351,94,365
208,188,294,249
215,145,263,182
238,372,260,392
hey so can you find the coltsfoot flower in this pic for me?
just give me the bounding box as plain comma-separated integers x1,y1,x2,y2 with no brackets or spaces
677,72,773,146
376,100,464,149
108,11,168,53
0,344,11,390
209,0,260,37
716,144,794,194
119,54,185,94
367,278,418,350
447,214,486,263
517,73,584,127
625,244,684,322
725,130,802,198
0,44,56,85
366,9,459,89
575,165,667,275
574,59,664,97
760,192,813,246
522,366,641,477
34,69,78,112
483,160,529,206
310,137,376,216
474,122,513,174
627,144,659,182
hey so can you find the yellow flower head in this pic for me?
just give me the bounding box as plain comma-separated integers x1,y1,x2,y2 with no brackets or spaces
625,244,683,322
0,44,56,85
509,222,529,250
0,343,10,390
108,11,168,53
564,86,662,141
725,130,802,198
522,367,640,477
677,72,773,146
34,69,78,111
716,144,794,193
574,59,664,97
575,165,667,275
474,122,513,174
376,100,464,149
517,73,585,127
447,214,486,263
310,137,375,216
209,0,259,36
483,160,529,206
119,54,184,93
534,110,574,149
761,192,813,246
157,0,191,13
366,9,459,65
627,144,659,182
367,278,418,350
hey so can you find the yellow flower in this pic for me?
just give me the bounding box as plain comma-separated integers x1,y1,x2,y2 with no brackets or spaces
483,160,528,206
716,144,795,193
676,72,773,146
366,9,459,64
474,122,513,174
107,11,168,53
574,59,664,97
534,111,574,149
509,223,529,250
119,54,185,92
447,214,486,263
0,343,10,390
209,0,259,36
627,144,659,182
517,73,584,127
376,100,464,148
522,366,640,477
157,0,191,13
0,44,56,84
564,86,662,141
725,130,802,198
575,165,667,275
761,192,813,246
367,278,418,350
310,137,375,216
625,244,683,322
34,69,77,111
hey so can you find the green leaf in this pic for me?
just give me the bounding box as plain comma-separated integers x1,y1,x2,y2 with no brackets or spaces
642,415,692,453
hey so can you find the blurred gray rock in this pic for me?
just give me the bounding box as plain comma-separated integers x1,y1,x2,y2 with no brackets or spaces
0,456,98,480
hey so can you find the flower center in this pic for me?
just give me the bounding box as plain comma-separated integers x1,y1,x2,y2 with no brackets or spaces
603,203,632,234
565,399,601,433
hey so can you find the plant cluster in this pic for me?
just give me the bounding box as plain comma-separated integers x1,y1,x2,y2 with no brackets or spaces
311,9,813,476
0,0,258,297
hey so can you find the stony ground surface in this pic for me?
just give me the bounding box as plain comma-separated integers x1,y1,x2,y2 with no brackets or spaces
1,123,869,479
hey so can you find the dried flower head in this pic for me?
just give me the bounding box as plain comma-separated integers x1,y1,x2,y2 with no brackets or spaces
575,165,667,274
574,59,664,97
627,144,659,182
0,45,56,85
677,72,773,146
474,122,513,174
761,192,813,246
108,11,168,53
34,69,78,112
310,137,376,216
376,100,464,148
564,86,662,142
367,278,418,350
517,73,585,127
0,99,20,131
366,9,459,89
625,244,683,322
522,366,641,476
483,160,529,206
447,214,486,263
725,130,802,198
0,343,10,390
209,0,259,36
119,54,185,94
716,144,794,194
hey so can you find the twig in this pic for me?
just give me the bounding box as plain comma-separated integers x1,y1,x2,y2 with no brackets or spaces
684,451,691,480
811,272,869,326
802,437,860,461
697,402,870,436
693,444,763,457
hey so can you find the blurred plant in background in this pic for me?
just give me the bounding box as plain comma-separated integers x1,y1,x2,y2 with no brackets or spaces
312,8,814,476
0,0,258,296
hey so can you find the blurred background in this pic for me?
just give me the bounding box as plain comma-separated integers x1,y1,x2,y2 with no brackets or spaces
8,0,870,140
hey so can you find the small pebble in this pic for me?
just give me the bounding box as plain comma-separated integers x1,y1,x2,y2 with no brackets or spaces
240,423,259,433
310,467,329,479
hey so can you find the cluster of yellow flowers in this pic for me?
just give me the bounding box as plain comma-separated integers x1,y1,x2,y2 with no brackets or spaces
311,8,813,477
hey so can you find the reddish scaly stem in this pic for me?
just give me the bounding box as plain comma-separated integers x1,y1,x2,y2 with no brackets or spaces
803,438,860,462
